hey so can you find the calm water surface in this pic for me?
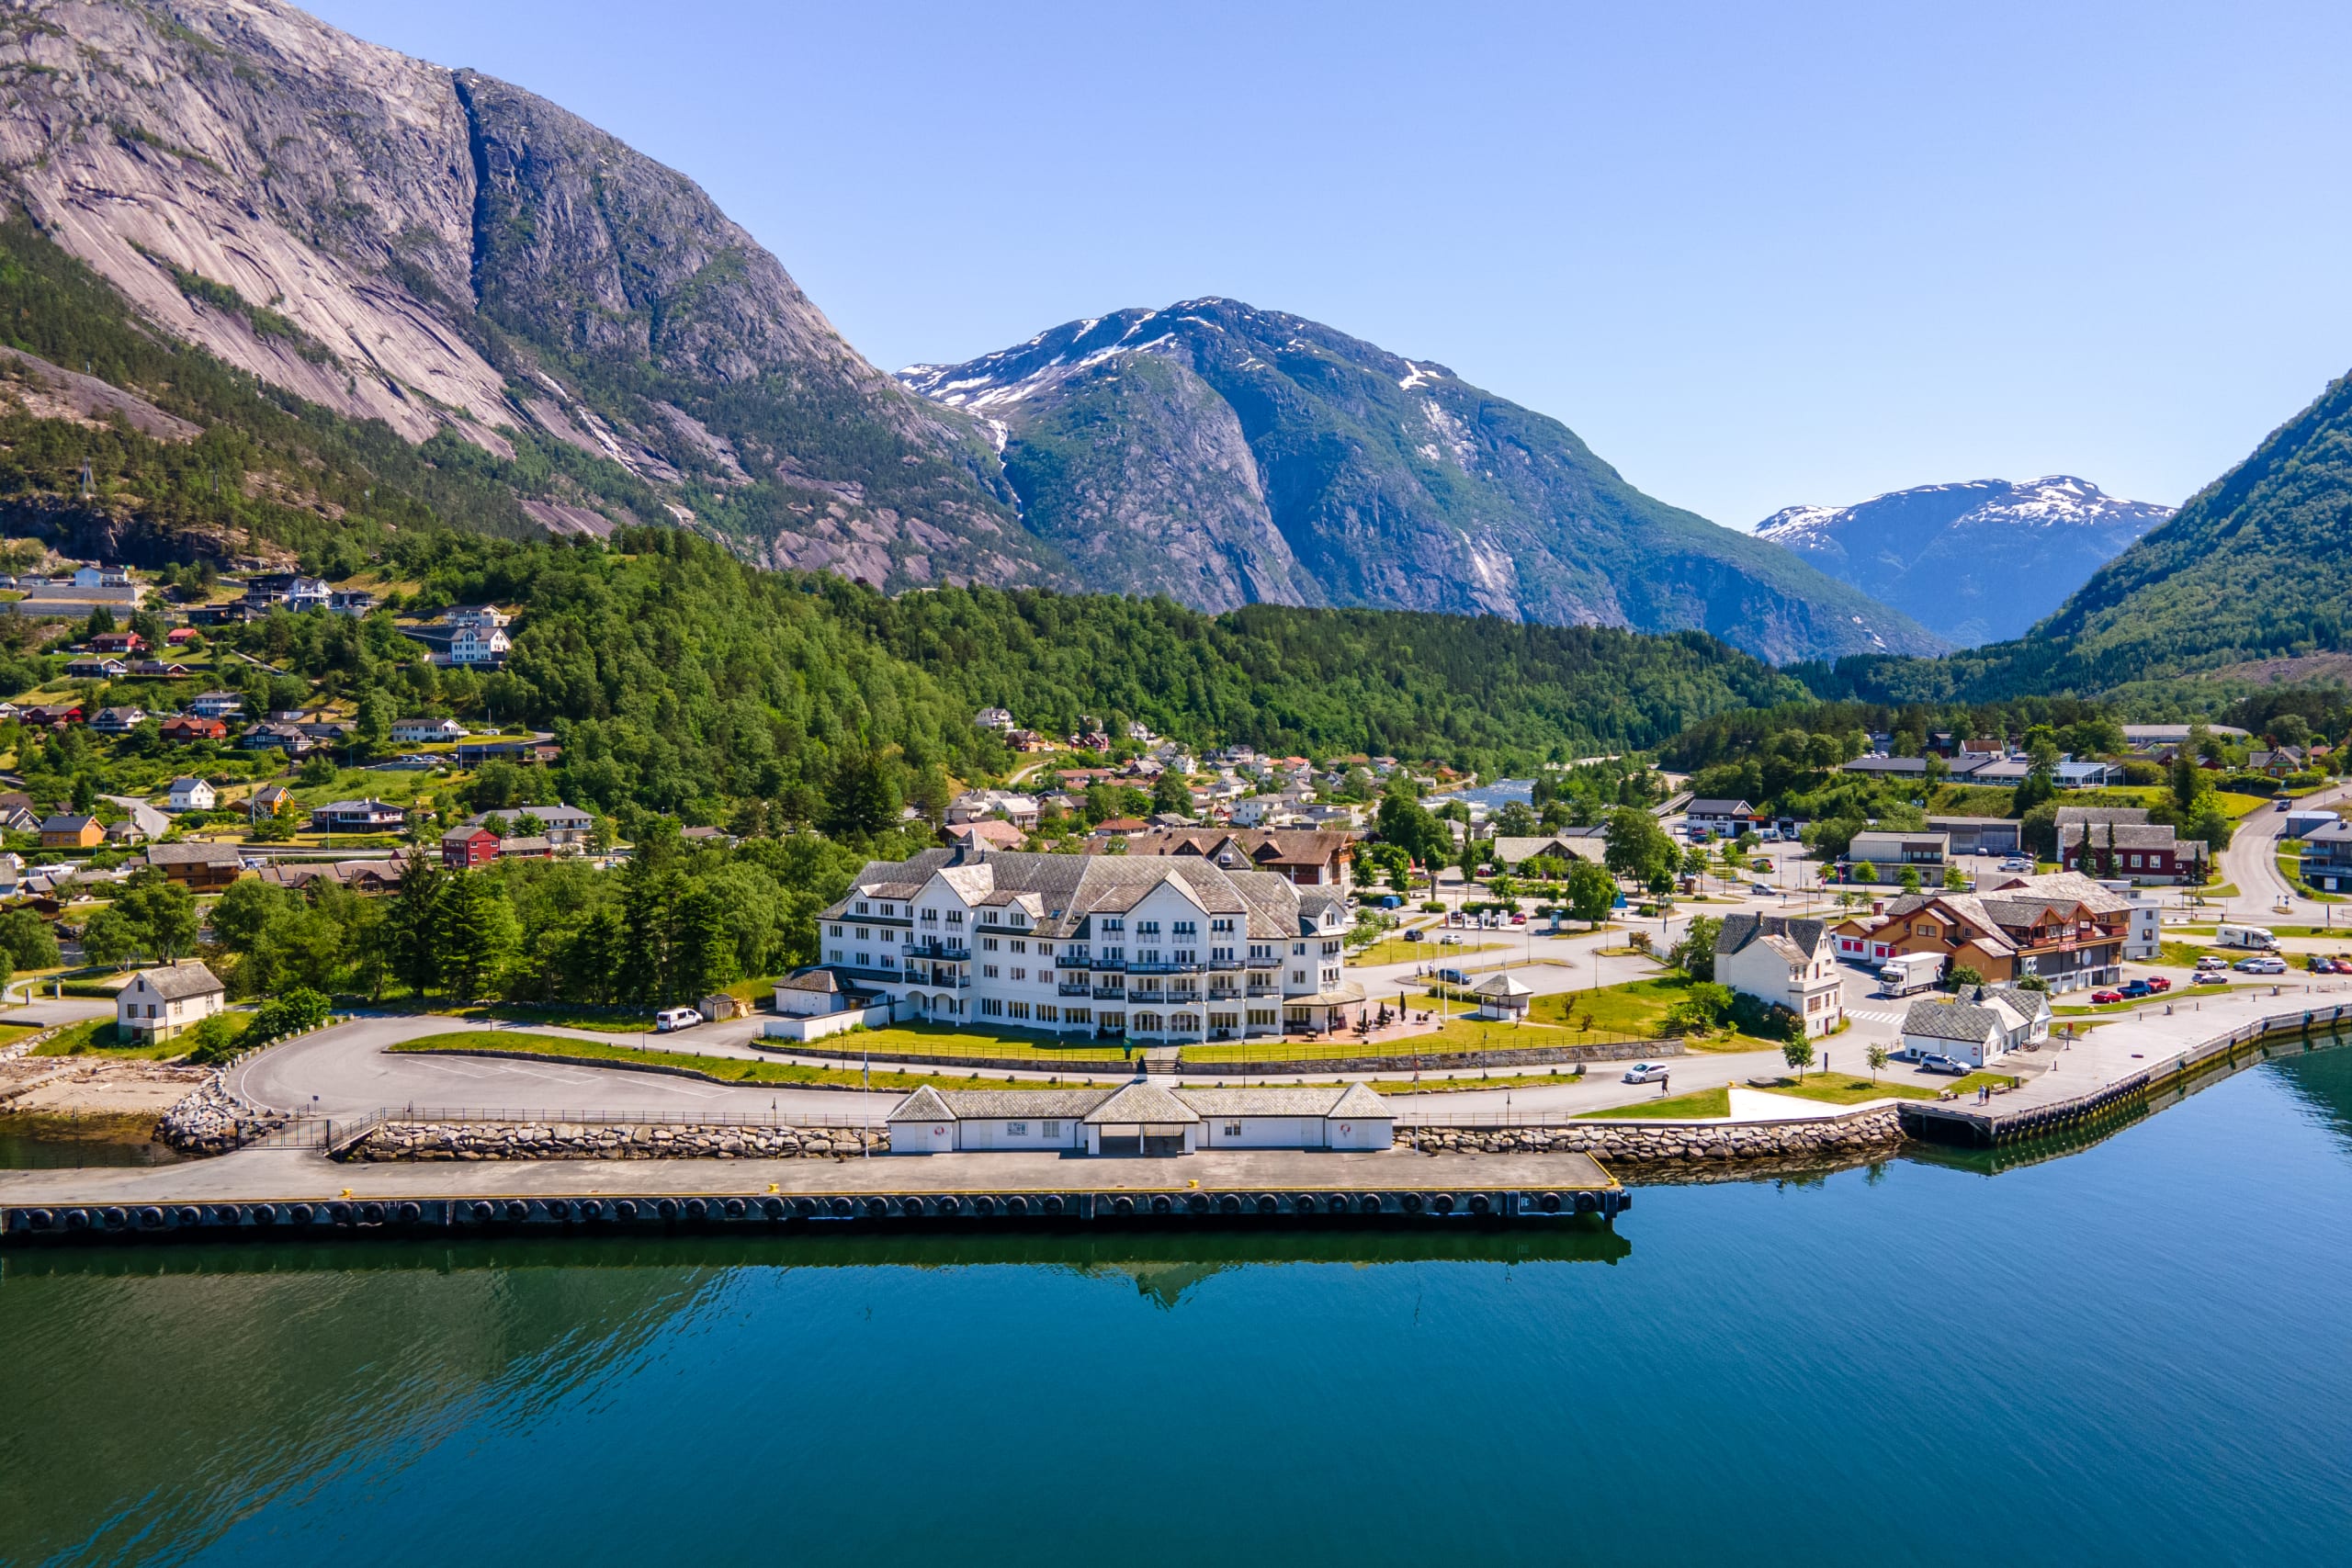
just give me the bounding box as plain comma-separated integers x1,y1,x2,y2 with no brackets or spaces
6,1048,2352,1566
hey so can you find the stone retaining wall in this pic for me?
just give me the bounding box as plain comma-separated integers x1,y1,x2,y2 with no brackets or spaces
1182,1037,1683,1076
155,1075,286,1155
344,1120,888,1161
1399,1104,1904,1164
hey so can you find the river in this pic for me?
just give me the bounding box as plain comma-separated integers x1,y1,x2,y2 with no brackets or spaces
4,1046,2350,1565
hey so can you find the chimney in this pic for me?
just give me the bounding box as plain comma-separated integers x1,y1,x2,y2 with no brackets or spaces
1870,899,1884,915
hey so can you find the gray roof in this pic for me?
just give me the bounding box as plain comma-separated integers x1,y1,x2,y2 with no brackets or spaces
775,968,843,994
2054,805,2151,827
829,845,1304,942
1175,1083,1394,1119
1083,1081,1203,1125
1715,912,1828,962
1686,798,1756,815
2057,822,2198,852
145,842,243,867
1901,998,2003,1043
132,961,225,1000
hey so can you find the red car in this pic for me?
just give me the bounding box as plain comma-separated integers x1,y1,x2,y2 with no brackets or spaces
2146,976,2172,993
2092,989,2124,1004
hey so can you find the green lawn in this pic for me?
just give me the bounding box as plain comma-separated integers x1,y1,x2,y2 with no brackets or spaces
0,1021,39,1049
1349,938,1502,966
784,1021,1134,1063
1366,1068,1590,1095
1754,1074,1935,1105
1525,976,1785,1054
390,1032,1123,1092
1575,1086,1729,1120
30,1019,188,1060
1950,1071,2021,1095
1181,1016,1569,1064
448,1004,655,1033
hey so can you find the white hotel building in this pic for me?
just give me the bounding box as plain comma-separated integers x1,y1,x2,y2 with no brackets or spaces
815,845,1364,1042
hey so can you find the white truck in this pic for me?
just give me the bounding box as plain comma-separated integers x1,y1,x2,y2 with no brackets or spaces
1879,952,1946,996
2214,924,2278,951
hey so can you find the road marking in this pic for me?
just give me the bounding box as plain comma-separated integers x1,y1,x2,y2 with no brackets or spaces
1849,1009,1905,1023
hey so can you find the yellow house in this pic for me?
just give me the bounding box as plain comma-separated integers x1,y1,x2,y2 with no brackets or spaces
249,784,295,819
39,813,104,849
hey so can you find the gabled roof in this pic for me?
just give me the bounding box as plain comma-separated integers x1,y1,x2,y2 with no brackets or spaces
1715,912,1828,962
886,1085,956,1122
1901,998,2003,1043
1082,1081,1202,1125
133,961,225,1000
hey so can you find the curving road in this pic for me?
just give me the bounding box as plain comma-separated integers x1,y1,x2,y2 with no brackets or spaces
2220,781,2352,927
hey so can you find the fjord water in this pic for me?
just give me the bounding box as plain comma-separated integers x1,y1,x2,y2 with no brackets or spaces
6,1054,2352,1567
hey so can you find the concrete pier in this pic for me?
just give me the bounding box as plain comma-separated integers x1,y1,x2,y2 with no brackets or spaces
0,1146,1626,1246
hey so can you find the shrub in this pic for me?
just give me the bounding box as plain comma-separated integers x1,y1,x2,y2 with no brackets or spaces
182,1011,248,1065
244,987,331,1043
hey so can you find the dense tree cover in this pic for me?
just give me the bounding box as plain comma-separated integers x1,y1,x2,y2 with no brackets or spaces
195,826,909,1006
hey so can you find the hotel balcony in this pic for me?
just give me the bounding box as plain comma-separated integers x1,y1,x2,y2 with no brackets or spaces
1057,982,1092,997
905,940,969,961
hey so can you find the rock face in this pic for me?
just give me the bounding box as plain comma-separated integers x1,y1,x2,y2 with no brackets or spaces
1755,476,2172,647
903,302,1945,663
0,0,1050,588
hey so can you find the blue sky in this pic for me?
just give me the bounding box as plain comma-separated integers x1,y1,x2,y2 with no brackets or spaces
311,0,2352,529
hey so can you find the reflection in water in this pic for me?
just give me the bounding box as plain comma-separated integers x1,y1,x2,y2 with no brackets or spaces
0,1226,1626,1563
8,1053,2352,1567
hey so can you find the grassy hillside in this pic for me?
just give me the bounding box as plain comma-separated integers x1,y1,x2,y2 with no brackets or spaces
1803,371,2352,704
0,212,1803,821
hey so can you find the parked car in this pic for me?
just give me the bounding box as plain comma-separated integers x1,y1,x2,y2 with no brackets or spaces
2233,956,2289,975
2091,989,2124,1004
2146,976,2171,992
1435,967,1472,987
2120,979,2155,999
2192,970,2226,985
1750,882,1778,896
654,1007,703,1032
1918,1053,1971,1076
1999,858,2032,872
1622,1063,1671,1084
1510,912,1527,925
2195,954,2228,971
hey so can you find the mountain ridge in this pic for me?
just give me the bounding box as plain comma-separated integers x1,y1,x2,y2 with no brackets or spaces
902,299,1945,663
1753,475,2172,646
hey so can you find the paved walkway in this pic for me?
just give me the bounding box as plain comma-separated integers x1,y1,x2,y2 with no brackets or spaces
0,1145,1612,1207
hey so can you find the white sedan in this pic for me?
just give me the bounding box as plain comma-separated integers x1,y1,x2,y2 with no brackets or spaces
1622,1063,1671,1084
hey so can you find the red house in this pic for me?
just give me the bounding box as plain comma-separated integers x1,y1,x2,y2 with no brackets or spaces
159,715,228,742
89,631,145,654
441,824,499,869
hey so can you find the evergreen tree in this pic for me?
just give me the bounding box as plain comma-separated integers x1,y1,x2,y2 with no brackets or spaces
439,872,517,1000
387,854,447,996
672,886,739,1002
820,747,900,839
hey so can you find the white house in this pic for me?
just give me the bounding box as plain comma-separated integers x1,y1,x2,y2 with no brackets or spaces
116,961,227,1042
974,706,1016,732
1900,997,2003,1066
391,716,466,743
885,1081,1392,1156
441,604,511,630
1685,797,1758,837
820,843,1361,1045
164,776,216,813
1714,913,1846,1037
441,623,510,666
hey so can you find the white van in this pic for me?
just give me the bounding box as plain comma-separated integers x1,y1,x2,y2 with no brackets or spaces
654,1007,704,1032
2214,925,2278,951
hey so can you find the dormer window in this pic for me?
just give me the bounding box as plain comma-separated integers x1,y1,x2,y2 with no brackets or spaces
855,901,869,915
982,909,1000,924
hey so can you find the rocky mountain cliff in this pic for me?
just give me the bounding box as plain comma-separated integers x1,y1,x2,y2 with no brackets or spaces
1754,476,2171,646
0,0,1050,589
903,302,1942,663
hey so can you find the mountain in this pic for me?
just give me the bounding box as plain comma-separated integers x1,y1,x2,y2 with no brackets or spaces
901,302,1943,664
1754,477,2171,646
0,0,1053,590
1803,371,2352,702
